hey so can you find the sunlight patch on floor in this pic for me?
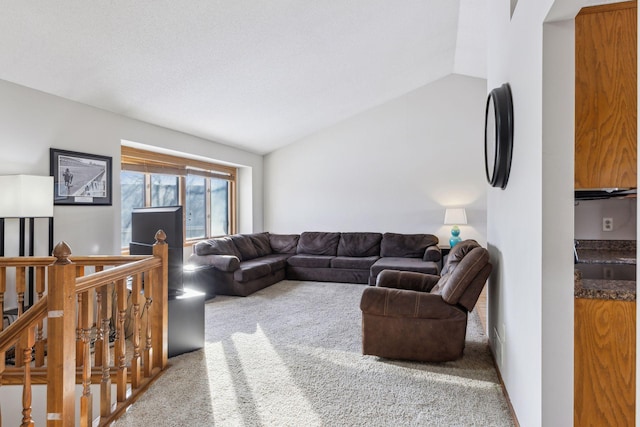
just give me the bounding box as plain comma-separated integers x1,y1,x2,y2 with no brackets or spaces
232,325,323,426
205,341,244,425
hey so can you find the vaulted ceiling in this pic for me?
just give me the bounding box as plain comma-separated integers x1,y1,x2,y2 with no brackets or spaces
0,0,486,154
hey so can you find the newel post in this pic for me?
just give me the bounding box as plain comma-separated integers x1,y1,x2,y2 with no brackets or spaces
46,242,76,427
151,230,169,370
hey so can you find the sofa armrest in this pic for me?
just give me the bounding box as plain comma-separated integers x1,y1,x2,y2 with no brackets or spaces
187,253,240,272
376,269,439,293
423,245,442,262
360,287,463,319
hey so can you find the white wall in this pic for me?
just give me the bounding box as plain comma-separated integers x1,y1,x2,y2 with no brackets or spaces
486,2,547,425
575,198,637,240
0,78,263,253
542,16,576,425
264,74,487,245
0,78,263,309
487,0,605,425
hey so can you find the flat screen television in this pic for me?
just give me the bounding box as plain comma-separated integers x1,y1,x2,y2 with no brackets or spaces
130,206,184,294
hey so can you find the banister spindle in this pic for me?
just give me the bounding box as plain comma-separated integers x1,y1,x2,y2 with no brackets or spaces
131,273,142,388
34,266,46,367
79,290,93,427
75,266,85,368
99,283,113,418
14,266,26,368
143,271,153,378
21,326,35,427
94,284,104,368
116,278,128,402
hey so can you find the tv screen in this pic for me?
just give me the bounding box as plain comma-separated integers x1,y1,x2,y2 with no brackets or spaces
130,206,184,294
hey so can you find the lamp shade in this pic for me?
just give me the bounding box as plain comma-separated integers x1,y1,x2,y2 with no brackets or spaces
0,175,54,218
444,208,467,225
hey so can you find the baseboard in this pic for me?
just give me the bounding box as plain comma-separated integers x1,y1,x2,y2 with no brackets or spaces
489,346,520,427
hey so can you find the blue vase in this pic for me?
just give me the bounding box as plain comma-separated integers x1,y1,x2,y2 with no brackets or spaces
449,226,461,247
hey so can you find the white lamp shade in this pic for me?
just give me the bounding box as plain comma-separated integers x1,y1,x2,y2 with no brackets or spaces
0,175,54,218
444,208,467,225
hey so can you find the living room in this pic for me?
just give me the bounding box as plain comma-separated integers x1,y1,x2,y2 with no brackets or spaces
0,0,630,425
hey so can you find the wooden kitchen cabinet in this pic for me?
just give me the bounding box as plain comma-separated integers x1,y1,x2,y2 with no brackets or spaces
574,298,635,426
575,1,637,189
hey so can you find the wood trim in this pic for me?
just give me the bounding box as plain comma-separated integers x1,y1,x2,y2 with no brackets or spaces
121,146,236,179
577,0,636,16
229,179,237,235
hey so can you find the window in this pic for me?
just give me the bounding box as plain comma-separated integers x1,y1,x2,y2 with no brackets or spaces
121,171,145,248
186,175,206,239
151,174,179,207
210,177,230,236
120,146,236,249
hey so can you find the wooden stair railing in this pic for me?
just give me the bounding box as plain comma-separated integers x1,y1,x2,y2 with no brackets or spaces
0,230,169,426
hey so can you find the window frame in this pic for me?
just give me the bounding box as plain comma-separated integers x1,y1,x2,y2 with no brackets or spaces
121,146,237,250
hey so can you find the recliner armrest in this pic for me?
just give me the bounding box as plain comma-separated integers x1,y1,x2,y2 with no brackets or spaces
376,269,439,293
187,253,240,272
360,287,465,319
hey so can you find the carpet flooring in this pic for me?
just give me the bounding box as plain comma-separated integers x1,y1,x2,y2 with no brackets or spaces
114,280,513,426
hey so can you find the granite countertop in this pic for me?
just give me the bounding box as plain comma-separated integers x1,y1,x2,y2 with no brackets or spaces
574,269,636,301
574,240,636,302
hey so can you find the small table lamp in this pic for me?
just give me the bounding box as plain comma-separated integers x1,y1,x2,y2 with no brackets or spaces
444,208,467,247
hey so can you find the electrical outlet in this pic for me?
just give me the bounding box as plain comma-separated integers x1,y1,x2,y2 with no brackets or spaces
602,217,613,232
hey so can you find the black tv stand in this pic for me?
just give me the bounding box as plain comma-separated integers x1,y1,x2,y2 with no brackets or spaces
168,288,205,357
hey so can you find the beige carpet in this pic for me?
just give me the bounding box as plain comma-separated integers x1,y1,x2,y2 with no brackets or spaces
114,280,513,426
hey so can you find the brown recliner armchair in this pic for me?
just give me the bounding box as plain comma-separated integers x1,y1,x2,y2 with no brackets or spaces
360,239,492,362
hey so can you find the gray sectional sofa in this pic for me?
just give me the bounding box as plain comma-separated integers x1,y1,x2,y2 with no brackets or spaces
187,231,441,296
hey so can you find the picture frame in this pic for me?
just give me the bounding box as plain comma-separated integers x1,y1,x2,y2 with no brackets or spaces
50,148,113,206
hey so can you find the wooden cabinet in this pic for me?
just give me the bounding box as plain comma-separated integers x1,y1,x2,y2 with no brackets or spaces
574,298,635,426
575,2,637,189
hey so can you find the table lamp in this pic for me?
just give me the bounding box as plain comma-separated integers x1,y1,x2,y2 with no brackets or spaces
444,208,467,247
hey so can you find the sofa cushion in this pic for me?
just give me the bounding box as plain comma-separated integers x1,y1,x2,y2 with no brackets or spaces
233,260,272,282
269,234,300,254
337,232,383,257
380,233,438,258
331,256,380,270
256,254,290,272
287,254,334,268
230,235,259,261
371,257,439,278
194,237,241,258
248,233,272,257
297,232,340,256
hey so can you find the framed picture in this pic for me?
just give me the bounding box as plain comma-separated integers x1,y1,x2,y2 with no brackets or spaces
50,148,112,206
